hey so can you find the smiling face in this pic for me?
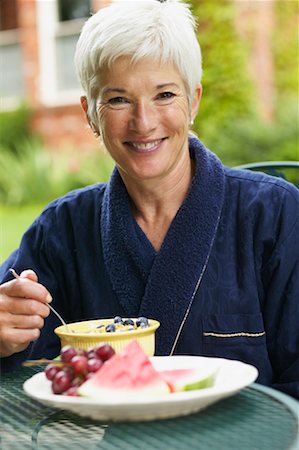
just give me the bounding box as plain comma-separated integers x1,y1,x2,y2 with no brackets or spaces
84,56,201,186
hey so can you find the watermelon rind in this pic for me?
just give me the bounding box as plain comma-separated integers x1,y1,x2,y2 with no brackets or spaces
182,374,215,391
159,368,217,393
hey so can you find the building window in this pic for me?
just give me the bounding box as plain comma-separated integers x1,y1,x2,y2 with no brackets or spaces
55,0,91,94
58,0,91,22
0,42,24,99
37,0,92,105
55,0,91,92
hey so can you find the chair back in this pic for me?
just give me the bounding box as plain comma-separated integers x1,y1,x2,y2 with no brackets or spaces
234,161,299,188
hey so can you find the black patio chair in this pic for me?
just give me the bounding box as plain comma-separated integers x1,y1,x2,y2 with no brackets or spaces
234,161,299,188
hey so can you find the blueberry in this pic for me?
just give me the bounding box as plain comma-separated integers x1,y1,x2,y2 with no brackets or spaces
105,323,116,332
96,324,104,329
136,317,149,328
123,319,135,326
114,316,123,324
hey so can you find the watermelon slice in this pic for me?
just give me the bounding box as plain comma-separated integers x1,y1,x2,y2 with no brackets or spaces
159,368,216,393
78,340,170,400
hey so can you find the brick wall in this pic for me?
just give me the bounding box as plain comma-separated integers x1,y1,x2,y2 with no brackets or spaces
15,0,99,151
31,104,97,152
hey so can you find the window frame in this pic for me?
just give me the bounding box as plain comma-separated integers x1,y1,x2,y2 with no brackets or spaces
36,0,86,107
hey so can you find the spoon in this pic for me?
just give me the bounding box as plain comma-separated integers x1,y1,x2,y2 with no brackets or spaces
9,268,70,332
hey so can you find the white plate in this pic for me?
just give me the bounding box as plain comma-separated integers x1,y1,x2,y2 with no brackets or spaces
23,356,258,422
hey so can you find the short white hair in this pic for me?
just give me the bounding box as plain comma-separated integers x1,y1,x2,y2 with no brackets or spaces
74,0,202,126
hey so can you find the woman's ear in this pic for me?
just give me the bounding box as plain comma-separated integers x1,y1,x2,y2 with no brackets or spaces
80,95,88,111
80,96,100,136
190,84,202,123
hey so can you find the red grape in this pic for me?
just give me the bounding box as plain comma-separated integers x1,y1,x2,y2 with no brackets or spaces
71,376,84,387
60,345,77,363
66,386,79,396
70,355,88,375
45,363,60,381
94,343,115,361
52,370,72,394
85,349,96,360
87,358,103,373
62,365,74,377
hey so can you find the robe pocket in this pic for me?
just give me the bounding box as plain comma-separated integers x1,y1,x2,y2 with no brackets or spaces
202,314,266,350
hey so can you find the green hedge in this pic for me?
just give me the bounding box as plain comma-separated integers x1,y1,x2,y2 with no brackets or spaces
189,0,298,166
0,105,33,154
0,139,114,205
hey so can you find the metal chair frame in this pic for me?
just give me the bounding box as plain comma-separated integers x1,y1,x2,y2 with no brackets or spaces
234,161,299,187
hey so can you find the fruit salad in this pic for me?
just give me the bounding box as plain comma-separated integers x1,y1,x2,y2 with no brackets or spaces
44,340,216,397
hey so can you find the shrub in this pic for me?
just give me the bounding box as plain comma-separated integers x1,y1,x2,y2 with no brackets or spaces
0,104,33,154
0,138,114,205
200,100,299,167
190,0,298,168
191,0,257,136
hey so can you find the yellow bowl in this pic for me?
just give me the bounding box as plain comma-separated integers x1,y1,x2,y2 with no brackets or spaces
54,318,160,356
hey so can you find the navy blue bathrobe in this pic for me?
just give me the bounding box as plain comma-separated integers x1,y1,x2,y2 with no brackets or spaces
1,138,298,399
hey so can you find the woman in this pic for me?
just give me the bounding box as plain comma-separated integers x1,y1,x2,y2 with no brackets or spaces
0,1,298,399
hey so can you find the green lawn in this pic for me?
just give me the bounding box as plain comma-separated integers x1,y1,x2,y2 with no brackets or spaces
0,203,46,263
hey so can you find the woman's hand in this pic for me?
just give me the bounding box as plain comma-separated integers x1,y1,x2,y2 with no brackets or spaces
0,270,52,357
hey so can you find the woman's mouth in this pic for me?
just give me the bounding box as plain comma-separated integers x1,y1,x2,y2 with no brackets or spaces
125,139,165,152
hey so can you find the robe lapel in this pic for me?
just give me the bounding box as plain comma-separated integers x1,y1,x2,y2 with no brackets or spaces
101,168,148,316
139,139,225,354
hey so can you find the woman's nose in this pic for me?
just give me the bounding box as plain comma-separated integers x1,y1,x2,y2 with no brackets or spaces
129,101,157,134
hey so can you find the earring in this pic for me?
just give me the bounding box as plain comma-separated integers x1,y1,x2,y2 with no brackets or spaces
90,122,100,137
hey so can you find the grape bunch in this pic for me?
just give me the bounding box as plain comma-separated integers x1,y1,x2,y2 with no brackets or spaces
45,343,115,395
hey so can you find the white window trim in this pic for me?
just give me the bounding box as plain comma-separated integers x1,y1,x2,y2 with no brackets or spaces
36,0,84,107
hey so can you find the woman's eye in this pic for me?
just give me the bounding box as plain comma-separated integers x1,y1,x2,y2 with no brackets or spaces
157,91,176,100
108,97,128,104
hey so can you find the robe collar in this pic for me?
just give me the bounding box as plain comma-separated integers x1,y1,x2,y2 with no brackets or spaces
101,137,225,355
